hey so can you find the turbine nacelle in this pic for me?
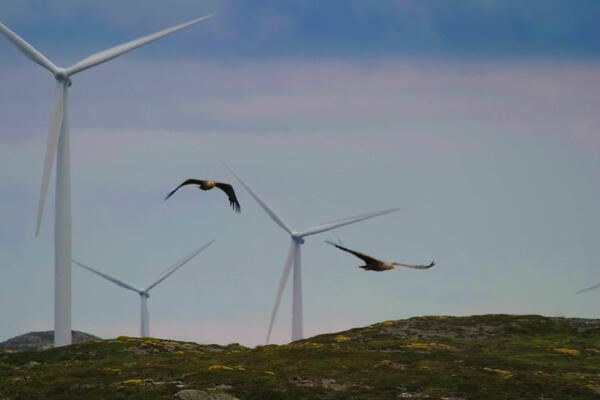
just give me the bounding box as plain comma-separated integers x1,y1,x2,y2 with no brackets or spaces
54,68,71,86
54,68,68,80
291,234,305,244
139,291,150,298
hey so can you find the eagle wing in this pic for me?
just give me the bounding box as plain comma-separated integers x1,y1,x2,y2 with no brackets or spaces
325,240,382,265
215,182,241,213
392,261,435,270
165,179,207,200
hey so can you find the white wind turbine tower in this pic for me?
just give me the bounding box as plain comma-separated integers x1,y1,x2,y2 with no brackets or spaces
225,165,399,343
73,240,214,337
0,15,212,346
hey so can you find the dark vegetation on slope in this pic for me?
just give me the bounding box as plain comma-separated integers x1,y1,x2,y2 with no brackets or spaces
1,315,599,400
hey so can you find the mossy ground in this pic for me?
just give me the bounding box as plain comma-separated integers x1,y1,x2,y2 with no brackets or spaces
1,315,599,399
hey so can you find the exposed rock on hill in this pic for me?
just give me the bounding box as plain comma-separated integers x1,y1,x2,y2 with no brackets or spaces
0,330,99,351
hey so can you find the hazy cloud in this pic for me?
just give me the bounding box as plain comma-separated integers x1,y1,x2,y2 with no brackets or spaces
2,60,599,149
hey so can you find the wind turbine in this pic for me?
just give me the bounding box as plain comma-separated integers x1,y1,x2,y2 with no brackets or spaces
225,165,399,343
0,15,212,346
73,240,214,337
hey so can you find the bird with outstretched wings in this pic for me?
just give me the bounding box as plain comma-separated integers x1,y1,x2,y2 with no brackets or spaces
325,240,434,271
165,178,241,213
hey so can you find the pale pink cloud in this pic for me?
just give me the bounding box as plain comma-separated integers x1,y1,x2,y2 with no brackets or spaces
3,59,600,151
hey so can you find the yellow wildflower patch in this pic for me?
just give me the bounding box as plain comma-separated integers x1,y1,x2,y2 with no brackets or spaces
374,360,393,368
381,321,393,326
208,365,234,371
405,342,429,349
334,335,351,342
290,341,324,349
175,351,184,355
122,379,143,384
404,342,454,351
264,370,276,375
234,365,246,371
483,367,512,378
554,348,580,355
121,378,153,385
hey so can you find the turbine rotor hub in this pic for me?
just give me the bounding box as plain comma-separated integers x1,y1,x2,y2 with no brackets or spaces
291,234,305,244
54,68,72,86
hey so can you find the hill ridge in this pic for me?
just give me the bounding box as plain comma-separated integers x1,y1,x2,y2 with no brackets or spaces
1,314,599,399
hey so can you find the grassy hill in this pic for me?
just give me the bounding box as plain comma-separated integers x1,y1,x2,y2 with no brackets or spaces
1,314,599,399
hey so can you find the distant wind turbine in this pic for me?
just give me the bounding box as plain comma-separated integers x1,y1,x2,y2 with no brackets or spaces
73,240,214,337
576,283,600,294
225,164,399,343
0,15,212,346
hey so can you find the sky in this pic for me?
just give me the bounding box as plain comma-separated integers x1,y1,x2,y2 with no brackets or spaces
1,1,600,347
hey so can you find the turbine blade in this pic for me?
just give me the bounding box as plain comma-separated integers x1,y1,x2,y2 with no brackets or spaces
35,82,65,236
145,239,215,292
576,282,600,294
0,21,57,74
72,260,140,294
66,15,212,76
224,163,294,235
298,208,399,237
266,241,295,344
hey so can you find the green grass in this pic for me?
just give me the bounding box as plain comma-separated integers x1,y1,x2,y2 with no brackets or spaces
1,315,599,399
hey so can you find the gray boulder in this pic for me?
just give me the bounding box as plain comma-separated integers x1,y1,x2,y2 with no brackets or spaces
173,390,240,400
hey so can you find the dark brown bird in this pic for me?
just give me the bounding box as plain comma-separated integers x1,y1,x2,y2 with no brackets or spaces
165,179,241,212
325,240,434,271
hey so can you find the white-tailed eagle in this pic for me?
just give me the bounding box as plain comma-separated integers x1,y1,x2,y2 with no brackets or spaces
325,240,434,271
165,179,241,213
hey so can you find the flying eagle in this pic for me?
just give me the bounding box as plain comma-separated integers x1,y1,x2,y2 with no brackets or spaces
325,240,434,272
165,179,241,212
